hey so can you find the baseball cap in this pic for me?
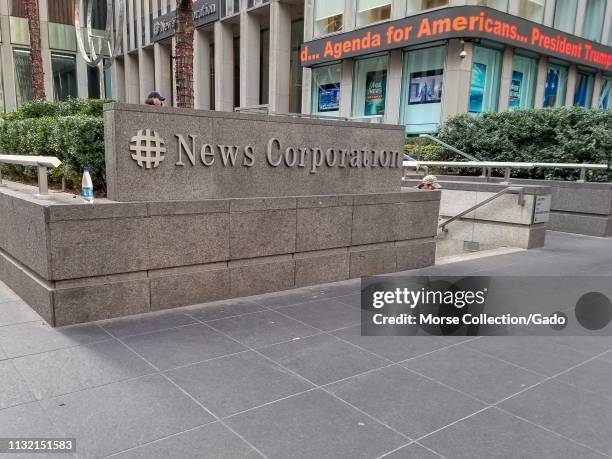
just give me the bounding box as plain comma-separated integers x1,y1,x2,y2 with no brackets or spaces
422,175,442,189
147,91,166,101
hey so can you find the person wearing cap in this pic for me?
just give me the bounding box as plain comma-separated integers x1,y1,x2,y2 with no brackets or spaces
145,91,166,106
417,175,442,190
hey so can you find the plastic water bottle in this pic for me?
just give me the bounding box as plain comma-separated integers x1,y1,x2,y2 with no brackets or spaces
82,167,94,204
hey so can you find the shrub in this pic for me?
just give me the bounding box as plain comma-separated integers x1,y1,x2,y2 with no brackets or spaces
430,107,612,182
0,99,109,193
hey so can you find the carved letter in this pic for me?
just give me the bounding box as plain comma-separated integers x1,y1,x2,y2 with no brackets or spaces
243,145,255,167
266,138,283,167
200,144,215,166
175,134,197,166
218,145,241,167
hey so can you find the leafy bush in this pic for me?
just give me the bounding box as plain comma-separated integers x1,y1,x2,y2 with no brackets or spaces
430,107,612,182
0,99,109,192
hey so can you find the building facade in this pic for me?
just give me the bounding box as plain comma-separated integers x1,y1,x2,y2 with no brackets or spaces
0,0,610,135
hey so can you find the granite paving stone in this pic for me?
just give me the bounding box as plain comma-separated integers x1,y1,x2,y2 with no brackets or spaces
99,310,197,338
122,324,247,370
12,340,156,400
41,374,213,459
0,300,40,326
326,365,487,438
166,351,313,417
258,333,389,386
225,389,406,459
555,356,612,401
187,299,267,322
0,360,35,409
276,298,361,331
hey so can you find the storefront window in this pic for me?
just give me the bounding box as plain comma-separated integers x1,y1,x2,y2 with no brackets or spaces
314,0,343,38
406,0,448,15
573,71,594,107
260,29,270,105
13,49,33,107
582,0,606,42
553,0,577,33
517,0,545,23
543,63,568,107
52,53,78,101
469,45,502,114
400,46,445,133
88,66,101,99
508,54,537,110
356,0,391,28
467,0,508,11
311,64,342,116
49,0,75,25
352,55,388,119
599,77,611,109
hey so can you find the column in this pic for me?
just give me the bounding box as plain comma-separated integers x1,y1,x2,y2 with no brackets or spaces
154,42,173,104
565,64,577,107
592,72,602,109
240,10,260,107
214,21,234,111
112,57,126,101
139,47,155,103
543,0,556,27
0,10,17,111
301,0,313,114
391,0,404,20
441,39,473,120
76,55,89,98
497,46,514,111
194,29,212,109
339,59,353,118
144,0,151,45
534,56,548,109
574,0,587,37
384,50,402,124
125,52,141,103
268,0,291,113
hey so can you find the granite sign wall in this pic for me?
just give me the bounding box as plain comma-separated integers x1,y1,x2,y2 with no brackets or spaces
104,104,405,202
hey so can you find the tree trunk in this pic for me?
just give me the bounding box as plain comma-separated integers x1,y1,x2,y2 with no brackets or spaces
24,0,46,101
175,0,195,108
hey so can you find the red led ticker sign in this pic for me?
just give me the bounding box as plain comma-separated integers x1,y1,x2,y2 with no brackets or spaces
300,6,612,71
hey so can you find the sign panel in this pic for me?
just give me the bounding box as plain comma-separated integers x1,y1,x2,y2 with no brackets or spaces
152,0,219,42
533,195,552,224
300,6,612,71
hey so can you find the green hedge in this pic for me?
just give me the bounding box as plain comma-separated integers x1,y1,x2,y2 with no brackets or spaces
427,107,612,182
0,99,109,192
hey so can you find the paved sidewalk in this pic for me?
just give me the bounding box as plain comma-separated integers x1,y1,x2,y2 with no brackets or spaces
0,231,611,458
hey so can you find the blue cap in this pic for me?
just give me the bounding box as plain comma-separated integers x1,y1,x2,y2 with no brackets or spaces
83,166,90,172
147,91,166,101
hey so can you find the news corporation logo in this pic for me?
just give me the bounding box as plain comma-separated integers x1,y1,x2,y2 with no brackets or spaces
129,129,166,169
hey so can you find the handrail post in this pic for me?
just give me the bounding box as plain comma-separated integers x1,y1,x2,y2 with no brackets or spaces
36,165,49,196
0,166,5,187
578,166,587,183
501,167,511,185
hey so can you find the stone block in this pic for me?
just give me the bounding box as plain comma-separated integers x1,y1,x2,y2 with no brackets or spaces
297,195,354,209
230,209,296,259
550,187,612,215
53,274,150,326
438,189,478,218
527,225,546,249
296,206,352,252
471,222,533,249
397,201,440,240
294,249,349,287
147,200,229,216
149,264,230,311
47,202,148,222
473,193,535,225
0,250,54,325
349,243,397,278
229,256,295,297
48,218,149,280
395,239,437,271
148,213,229,269
548,212,612,237
351,204,398,246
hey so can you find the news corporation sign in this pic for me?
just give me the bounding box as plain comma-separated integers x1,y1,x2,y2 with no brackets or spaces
152,0,219,42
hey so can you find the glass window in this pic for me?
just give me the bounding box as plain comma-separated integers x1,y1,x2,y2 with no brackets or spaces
517,0,545,23
400,46,445,134
573,71,594,107
352,55,388,119
469,45,502,113
356,0,391,28
103,63,112,99
88,65,101,99
233,36,240,108
599,77,611,109
13,49,34,107
466,0,508,11
543,63,568,107
51,53,78,101
582,0,606,42
311,64,341,116
508,54,537,110
260,29,270,105
407,0,448,15
289,19,304,113
49,0,75,25
553,0,577,33
0,50,5,113
314,0,343,37
9,0,26,17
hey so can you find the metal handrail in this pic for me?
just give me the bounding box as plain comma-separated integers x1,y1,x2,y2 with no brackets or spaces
404,160,609,184
418,134,480,162
439,186,525,232
0,154,62,197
